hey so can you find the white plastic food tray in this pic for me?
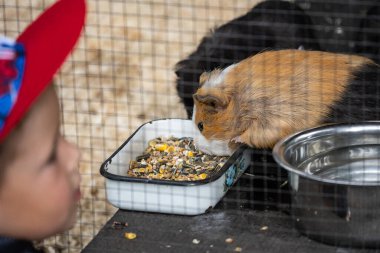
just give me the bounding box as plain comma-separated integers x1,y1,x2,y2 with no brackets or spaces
100,119,250,215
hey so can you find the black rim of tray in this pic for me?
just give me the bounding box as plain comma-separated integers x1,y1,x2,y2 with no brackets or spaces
99,118,248,186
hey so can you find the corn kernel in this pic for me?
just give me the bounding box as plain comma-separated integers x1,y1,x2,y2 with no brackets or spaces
199,173,208,180
146,164,153,173
166,146,175,153
187,151,194,157
155,143,168,151
124,232,137,240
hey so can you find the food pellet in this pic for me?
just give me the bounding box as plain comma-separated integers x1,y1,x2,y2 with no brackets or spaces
225,238,234,243
124,232,137,240
192,238,200,244
128,137,228,181
234,247,243,252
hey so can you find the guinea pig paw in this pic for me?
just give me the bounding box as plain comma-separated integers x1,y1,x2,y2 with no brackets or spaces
231,136,244,143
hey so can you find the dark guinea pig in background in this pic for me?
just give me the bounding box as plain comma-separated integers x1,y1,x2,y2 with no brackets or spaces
175,0,320,119
175,0,380,119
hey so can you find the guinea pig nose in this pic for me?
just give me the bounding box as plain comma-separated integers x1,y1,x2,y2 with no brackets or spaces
198,122,204,132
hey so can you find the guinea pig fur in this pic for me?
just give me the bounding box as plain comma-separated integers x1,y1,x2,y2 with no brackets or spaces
175,0,320,119
193,49,380,155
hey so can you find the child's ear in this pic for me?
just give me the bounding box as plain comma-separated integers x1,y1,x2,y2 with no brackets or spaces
193,89,228,113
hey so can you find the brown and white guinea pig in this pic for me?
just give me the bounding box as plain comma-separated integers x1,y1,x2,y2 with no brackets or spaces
192,49,380,156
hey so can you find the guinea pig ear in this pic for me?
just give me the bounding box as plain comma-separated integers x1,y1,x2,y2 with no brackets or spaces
199,72,210,87
193,91,228,113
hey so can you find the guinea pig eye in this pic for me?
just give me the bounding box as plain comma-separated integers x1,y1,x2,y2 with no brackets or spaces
197,122,204,132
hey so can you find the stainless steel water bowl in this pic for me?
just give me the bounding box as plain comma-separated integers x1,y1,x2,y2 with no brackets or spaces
273,122,380,248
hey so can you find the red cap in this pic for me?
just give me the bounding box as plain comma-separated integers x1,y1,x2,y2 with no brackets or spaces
0,0,86,142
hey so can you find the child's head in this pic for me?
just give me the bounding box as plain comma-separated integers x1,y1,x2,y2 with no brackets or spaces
0,0,86,241
0,85,81,240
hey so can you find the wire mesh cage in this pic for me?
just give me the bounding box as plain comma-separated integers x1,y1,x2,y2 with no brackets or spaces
1,0,380,252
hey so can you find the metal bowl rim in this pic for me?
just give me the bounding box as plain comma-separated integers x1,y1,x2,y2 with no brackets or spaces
272,121,380,186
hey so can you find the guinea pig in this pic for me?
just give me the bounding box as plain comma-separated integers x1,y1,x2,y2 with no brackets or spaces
192,49,380,156
175,0,320,119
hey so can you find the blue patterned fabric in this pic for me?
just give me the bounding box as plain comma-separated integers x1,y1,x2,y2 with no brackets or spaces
0,36,25,131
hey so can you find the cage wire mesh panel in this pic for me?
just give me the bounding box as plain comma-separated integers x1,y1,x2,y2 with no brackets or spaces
2,0,380,252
